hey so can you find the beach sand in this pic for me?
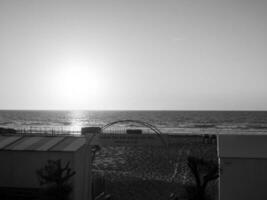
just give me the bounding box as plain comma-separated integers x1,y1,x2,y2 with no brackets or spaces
92,135,218,200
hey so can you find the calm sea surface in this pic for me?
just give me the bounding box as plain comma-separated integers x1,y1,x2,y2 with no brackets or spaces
0,110,267,134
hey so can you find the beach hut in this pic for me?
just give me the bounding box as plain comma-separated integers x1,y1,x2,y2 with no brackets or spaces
0,135,91,200
219,134,267,200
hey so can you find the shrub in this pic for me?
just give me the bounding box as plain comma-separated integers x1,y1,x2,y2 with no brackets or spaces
36,159,76,200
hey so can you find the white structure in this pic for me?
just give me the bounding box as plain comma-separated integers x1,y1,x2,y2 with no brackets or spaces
219,135,267,200
0,135,91,200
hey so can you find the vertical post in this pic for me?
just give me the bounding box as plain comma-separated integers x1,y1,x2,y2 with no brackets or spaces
81,127,102,200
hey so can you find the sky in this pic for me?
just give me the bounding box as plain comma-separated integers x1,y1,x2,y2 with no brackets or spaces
0,0,267,110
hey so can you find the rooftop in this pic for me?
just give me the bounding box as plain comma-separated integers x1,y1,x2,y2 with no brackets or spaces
219,135,267,158
0,135,86,152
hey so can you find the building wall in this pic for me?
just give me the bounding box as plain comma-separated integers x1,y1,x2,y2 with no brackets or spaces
74,145,92,200
220,158,267,200
0,151,74,188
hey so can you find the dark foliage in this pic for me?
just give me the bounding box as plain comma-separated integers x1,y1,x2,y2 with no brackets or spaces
186,156,219,200
36,159,76,200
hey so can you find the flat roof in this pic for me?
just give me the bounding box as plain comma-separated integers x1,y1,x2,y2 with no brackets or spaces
0,135,86,152
219,135,267,158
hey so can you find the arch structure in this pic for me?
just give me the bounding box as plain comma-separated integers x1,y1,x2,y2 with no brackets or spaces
102,119,167,147
88,120,167,148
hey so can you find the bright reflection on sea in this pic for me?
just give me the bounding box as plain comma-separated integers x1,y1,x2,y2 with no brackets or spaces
68,110,87,134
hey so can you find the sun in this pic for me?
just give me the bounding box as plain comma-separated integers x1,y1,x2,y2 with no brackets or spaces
52,64,108,109
59,66,98,96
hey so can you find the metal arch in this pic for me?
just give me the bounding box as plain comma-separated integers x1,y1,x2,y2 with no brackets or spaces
101,120,168,147
88,120,171,183
102,120,161,134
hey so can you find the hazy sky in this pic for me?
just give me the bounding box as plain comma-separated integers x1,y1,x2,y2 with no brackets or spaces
0,0,267,110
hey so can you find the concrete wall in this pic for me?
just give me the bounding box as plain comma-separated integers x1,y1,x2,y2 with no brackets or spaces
74,145,92,200
0,146,91,200
0,151,73,188
220,157,267,200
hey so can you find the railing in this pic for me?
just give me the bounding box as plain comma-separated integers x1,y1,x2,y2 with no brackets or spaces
0,127,81,136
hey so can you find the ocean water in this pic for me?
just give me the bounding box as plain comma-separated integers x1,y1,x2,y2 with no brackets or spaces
0,110,267,134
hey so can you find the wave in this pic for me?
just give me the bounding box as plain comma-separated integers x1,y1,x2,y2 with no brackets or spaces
0,122,12,125
1,110,267,133
245,124,267,130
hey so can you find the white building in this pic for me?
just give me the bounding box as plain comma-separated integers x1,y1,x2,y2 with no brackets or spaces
0,135,91,200
219,134,267,200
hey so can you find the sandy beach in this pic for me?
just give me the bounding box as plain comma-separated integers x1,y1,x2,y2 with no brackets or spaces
92,134,218,200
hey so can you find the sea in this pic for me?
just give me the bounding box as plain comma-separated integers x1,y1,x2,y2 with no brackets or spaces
1,110,267,134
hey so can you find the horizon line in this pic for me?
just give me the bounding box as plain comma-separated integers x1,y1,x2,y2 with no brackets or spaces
0,109,267,112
